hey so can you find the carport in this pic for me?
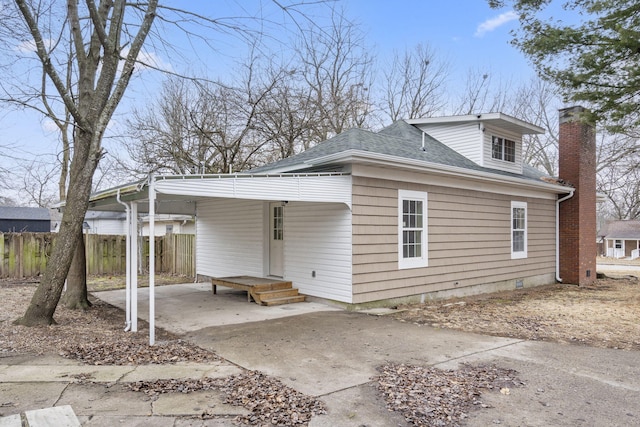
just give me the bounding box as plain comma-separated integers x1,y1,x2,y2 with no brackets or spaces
87,172,352,345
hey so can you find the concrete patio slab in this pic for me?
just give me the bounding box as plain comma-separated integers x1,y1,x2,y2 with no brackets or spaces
95,282,340,334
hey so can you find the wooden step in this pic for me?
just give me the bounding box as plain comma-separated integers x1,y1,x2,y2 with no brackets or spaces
261,295,306,306
251,281,293,293
253,288,299,301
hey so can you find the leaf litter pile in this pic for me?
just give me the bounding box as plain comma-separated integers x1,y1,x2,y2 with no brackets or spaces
128,371,326,425
375,363,522,427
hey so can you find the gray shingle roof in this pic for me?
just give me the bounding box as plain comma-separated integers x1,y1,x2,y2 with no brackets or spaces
599,220,640,239
249,120,551,183
0,206,50,221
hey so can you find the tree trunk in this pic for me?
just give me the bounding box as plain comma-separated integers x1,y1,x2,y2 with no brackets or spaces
14,131,98,326
61,228,92,310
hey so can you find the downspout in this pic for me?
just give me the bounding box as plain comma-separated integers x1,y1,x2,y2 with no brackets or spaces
556,189,575,282
116,190,132,332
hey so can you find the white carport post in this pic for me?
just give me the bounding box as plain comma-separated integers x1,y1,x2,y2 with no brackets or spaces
116,190,132,332
131,201,139,332
148,176,156,346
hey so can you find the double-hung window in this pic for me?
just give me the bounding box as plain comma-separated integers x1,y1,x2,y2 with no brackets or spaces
511,201,527,259
398,190,428,269
492,136,516,162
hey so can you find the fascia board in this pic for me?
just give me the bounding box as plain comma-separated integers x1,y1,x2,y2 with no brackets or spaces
307,149,571,194
407,113,545,135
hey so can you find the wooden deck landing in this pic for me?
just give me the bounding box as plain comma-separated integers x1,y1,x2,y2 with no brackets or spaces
211,276,305,306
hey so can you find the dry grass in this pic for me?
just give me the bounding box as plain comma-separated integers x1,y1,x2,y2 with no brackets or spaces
393,277,640,351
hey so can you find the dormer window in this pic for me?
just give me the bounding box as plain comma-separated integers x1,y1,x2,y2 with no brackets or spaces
492,136,515,163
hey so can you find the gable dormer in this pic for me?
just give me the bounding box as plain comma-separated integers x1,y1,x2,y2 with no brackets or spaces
406,113,544,175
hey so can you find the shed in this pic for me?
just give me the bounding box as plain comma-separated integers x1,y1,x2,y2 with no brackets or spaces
0,206,51,233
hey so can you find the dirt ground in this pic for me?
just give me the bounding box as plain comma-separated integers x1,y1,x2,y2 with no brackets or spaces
392,275,640,351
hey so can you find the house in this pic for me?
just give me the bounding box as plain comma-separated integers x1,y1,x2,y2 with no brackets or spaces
599,220,640,259
139,214,195,236
87,106,596,311
83,211,127,235
0,206,51,232
78,210,195,236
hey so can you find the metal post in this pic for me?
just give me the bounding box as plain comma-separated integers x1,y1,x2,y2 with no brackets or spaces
131,202,138,332
149,176,156,346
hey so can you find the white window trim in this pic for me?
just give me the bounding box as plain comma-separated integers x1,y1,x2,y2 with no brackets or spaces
492,136,516,163
511,201,527,259
398,189,428,269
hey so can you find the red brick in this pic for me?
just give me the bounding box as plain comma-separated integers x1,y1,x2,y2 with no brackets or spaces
558,106,597,285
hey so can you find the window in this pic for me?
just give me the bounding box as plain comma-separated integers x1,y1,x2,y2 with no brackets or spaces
511,201,527,259
398,190,428,269
492,136,516,162
272,205,283,241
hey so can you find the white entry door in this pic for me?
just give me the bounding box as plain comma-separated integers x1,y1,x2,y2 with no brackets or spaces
269,203,284,277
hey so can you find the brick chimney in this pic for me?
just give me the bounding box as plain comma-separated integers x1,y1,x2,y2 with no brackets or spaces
558,106,597,285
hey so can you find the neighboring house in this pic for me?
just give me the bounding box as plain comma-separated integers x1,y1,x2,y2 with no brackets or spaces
82,211,195,236
0,206,51,232
599,220,640,259
140,214,195,236
84,211,128,235
87,106,597,307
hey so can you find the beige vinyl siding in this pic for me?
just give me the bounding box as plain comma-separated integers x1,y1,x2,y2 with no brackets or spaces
351,176,556,303
482,124,523,174
417,122,482,164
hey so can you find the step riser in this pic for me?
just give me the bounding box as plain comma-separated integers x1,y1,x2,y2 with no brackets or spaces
263,296,306,306
254,289,300,301
252,282,293,293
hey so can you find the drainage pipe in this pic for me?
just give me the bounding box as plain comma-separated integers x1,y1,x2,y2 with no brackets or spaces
556,189,575,282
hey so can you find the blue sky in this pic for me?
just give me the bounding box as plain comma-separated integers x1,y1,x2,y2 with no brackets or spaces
1,1,535,171
345,0,528,78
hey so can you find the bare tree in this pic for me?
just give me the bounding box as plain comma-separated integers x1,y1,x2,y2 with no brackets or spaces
125,57,287,175
2,0,159,325
381,44,449,122
596,132,640,220
1,1,326,325
253,66,316,160
453,68,513,115
510,77,563,176
297,8,375,143
17,158,59,208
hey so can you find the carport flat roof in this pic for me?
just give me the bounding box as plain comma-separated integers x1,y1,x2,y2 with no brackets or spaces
87,172,352,214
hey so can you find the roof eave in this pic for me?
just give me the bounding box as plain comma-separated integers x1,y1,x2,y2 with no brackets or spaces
407,113,545,135
306,150,572,194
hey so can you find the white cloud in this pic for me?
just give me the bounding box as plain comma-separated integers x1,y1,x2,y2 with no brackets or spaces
42,118,59,133
15,38,58,54
121,47,173,74
475,10,518,37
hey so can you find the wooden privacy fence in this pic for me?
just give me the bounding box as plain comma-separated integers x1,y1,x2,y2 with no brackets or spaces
0,232,195,278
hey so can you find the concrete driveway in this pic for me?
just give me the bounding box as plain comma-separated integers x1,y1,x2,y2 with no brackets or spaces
96,283,640,426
